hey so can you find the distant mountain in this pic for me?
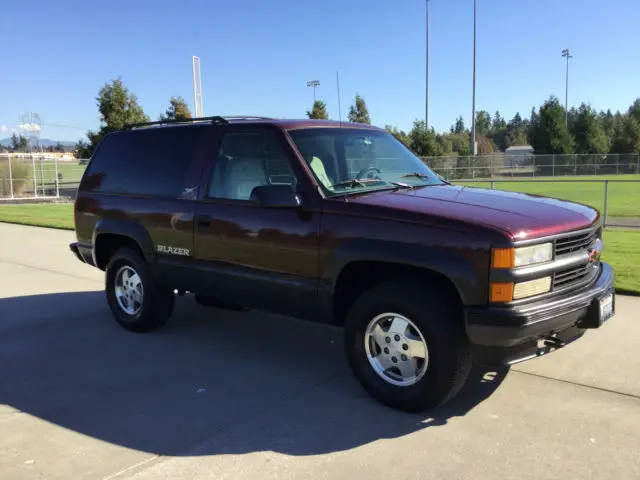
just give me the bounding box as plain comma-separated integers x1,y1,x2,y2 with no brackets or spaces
0,138,76,148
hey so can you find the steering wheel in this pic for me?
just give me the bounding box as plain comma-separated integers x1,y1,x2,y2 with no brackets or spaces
355,165,382,180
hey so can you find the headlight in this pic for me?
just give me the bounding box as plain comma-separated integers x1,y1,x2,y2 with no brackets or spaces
492,243,553,268
514,243,553,267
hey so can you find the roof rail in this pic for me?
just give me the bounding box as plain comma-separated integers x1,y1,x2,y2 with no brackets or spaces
221,116,276,120
122,115,277,130
122,116,229,130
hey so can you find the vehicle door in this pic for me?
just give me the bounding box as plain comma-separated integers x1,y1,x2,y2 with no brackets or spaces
192,125,321,320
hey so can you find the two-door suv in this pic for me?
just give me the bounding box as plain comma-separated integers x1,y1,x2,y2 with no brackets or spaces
70,116,616,412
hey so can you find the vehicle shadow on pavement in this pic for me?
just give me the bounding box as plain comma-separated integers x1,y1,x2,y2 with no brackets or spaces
0,291,509,457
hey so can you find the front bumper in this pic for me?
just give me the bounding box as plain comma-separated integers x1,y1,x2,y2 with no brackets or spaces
465,262,615,366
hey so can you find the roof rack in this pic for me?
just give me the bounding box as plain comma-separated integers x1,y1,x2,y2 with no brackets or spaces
221,116,276,121
123,116,228,130
122,115,276,130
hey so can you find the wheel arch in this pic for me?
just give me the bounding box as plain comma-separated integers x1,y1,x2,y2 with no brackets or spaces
332,261,464,326
325,238,485,326
92,220,154,270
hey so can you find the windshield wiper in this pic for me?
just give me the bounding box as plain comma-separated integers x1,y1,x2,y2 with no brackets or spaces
400,172,451,185
390,181,411,188
330,178,381,189
400,172,431,180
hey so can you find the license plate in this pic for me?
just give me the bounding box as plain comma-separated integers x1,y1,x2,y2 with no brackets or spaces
599,293,614,323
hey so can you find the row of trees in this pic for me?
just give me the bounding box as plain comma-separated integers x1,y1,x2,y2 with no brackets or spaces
307,95,640,157
2,133,66,153
72,76,639,160
306,95,371,124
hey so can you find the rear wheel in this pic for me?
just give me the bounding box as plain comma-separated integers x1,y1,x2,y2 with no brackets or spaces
105,247,174,332
344,280,472,412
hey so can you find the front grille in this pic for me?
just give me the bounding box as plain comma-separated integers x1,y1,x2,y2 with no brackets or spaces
548,226,602,292
555,228,599,257
553,264,595,289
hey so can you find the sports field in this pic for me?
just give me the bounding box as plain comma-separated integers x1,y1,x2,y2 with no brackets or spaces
29,161,86,184
456,174,640,218
0,159,86,196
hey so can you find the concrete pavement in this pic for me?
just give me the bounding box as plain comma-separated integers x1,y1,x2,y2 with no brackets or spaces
1,223,639,480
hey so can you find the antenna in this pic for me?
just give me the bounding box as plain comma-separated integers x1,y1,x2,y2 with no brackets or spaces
336,72,342,122
192,56,204,117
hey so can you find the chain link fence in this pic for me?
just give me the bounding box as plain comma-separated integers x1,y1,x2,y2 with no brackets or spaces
0,154,88,200
423,153,640,180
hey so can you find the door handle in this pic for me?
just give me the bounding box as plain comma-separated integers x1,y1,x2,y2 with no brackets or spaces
196,215,211,228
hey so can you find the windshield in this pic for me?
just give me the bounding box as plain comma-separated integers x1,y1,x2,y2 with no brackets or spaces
287,127,444,196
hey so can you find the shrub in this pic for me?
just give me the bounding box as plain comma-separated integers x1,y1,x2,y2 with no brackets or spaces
0,160,31,196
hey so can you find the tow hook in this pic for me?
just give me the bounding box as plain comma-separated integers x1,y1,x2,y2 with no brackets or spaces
537,335,566,351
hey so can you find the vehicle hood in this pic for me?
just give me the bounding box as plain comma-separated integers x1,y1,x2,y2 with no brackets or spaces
348,185,599,240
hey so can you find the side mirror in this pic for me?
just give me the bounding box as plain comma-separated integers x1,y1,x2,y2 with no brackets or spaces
250,185,302,207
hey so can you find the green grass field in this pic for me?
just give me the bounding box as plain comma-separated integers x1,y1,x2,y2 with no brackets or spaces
32,161,86,184
456,174,640,218
54,162,86,181
0,203,75,230
0,203,637,295
601,229,640,295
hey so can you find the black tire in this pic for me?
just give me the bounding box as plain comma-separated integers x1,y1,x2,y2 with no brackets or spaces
105,247,175,332
344,279,472,413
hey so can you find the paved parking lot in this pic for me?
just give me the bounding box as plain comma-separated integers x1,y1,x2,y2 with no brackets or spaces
1,222,639,480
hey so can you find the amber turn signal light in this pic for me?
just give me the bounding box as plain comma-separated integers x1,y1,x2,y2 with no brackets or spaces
491,248,515,269
490,282,514,303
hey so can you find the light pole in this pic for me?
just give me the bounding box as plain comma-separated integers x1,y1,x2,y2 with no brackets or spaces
561,48,573,125
425,0,430,129
192,56,203,117
307,80,320,102
471,0,477,156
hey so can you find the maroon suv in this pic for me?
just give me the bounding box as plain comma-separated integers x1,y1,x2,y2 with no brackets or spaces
70,116,616,412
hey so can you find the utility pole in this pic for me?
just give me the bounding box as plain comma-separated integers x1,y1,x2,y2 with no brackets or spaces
471,0,477,155
561,48,573,125
425,0,430,129
307,80,320,102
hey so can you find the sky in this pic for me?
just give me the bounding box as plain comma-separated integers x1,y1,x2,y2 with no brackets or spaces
1,0,639,142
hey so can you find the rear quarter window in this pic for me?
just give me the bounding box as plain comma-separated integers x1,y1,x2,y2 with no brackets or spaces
80,126,207,197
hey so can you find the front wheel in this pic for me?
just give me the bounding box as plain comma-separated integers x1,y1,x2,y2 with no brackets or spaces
105,247,175,332
344,280,472,412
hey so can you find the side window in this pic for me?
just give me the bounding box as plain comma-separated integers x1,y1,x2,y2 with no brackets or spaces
207,130,298,201
83,127,203,197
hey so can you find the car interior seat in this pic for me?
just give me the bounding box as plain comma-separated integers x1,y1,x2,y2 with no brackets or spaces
209,134,269,200
307,155,334,191
296,140,338,191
